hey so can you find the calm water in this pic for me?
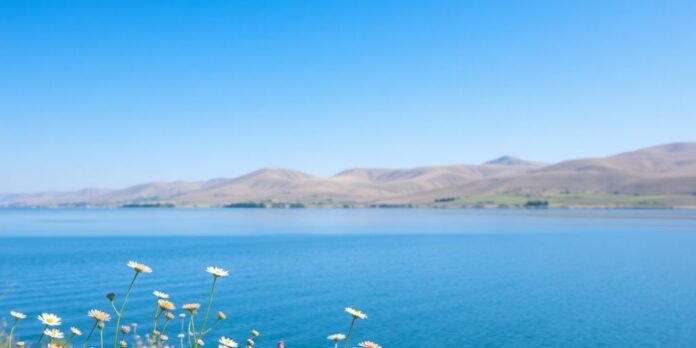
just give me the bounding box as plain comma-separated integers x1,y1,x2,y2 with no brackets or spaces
1,209,696,347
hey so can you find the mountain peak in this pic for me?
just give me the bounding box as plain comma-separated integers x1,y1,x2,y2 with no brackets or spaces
484,156,537,166
239,168,315,181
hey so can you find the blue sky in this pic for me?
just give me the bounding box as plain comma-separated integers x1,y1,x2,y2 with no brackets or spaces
1,1,694,192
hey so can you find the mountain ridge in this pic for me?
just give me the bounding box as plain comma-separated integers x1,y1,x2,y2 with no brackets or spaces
2,142,695,208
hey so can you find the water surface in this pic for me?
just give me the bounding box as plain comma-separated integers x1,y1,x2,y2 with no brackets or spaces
1,209,696,347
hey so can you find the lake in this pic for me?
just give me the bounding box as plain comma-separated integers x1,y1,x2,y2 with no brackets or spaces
1,209,696,347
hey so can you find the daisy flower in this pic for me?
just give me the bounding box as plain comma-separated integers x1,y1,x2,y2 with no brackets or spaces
182,303,201,314
43,328,64,339
251,330,259,338
327,333,346,342
345,307,367,320
158,299,176,311
88,309,111,322
37,313,62,326
246,338,254,346
197,339,205,346
219,337,238,348
70,327,82,336
11,311,26,320
358,341,381,348
206,266,229,278
153,290,169,299
127,261,152,273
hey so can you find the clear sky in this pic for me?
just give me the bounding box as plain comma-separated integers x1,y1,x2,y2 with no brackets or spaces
1,1,694,192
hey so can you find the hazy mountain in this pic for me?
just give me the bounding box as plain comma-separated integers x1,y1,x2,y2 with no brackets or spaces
484,156,545,166
2,143,695,208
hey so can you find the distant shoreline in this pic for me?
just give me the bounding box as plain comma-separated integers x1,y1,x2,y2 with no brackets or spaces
2,204,695,210
2,142,694,209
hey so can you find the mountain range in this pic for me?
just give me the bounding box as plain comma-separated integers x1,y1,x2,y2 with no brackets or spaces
2,142,695,208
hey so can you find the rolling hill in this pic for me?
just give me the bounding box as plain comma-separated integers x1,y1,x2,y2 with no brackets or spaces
1,143,695,208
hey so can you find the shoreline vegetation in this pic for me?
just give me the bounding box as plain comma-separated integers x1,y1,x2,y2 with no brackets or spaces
0,262,380,348
2,193,695,210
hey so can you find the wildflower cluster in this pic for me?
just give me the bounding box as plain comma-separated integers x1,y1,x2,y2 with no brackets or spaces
4,262,380,348
325,307,380,348
4,262,250,348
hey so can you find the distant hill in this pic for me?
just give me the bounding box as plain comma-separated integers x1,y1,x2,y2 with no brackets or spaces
2,142,695,208
484,156,545,166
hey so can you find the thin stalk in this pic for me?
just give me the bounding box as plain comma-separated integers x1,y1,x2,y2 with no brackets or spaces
156,319,171,348
152,301,160,335
132,325,138,348
186,316,193,348
202,319,222,336
8,319,17,348
188,315,198,348
33,324,48,348
152,310,162,336
82,322,98,348
66,333,77,346
197,277,218,343
114,273,139,348
179,316,185,348
342,317,357,348
110,301,119,316
100,327,105,348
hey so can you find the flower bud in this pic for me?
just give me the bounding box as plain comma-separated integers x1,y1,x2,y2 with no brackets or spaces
106,293,116,302
216,311,226,321
120,341,127,348
121,326,131,335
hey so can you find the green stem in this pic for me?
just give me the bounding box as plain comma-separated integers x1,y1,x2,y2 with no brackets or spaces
202,320,222,335
152,310,162,336
100,327,104,348
179,316,185,348
66,333,77,346
83,322,98,348
159,320,171,348
33,325,47,348
342,317,357,348
188,315,197,348
114,273,139,348
110,301,119,316
152,301,161,335
186,316,193,348
8,320,17,348
196,277,218,346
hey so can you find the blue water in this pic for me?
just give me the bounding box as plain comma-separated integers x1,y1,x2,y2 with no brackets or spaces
1,209,696,347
